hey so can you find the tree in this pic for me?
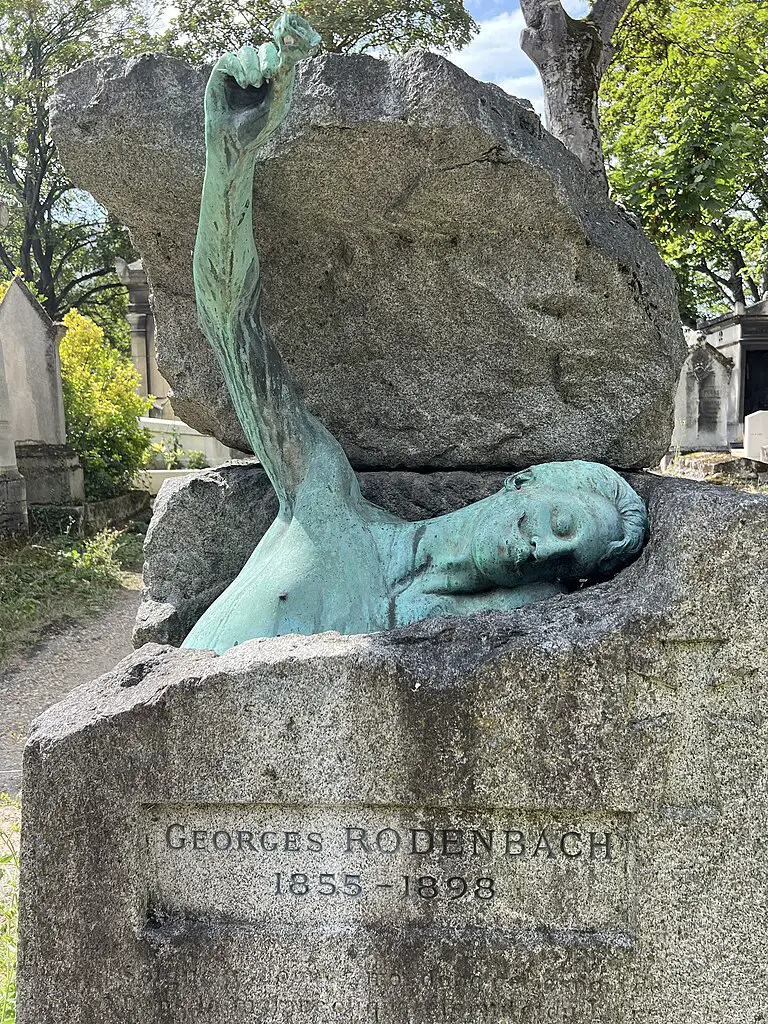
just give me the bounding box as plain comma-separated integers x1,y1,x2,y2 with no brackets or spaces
519,0,632,190
600,0,768,323
0,0,159,345
170,0,477,63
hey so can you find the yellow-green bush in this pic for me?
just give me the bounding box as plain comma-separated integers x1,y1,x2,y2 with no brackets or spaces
0,795,19,1024
59,309,152,499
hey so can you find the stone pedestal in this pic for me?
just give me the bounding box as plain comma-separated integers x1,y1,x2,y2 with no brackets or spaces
0,467,27,536
15,442,85,505
17,477,768,1023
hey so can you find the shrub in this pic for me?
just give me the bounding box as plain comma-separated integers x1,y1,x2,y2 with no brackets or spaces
187,449,208,470
0,529,131,665
59,309,152,499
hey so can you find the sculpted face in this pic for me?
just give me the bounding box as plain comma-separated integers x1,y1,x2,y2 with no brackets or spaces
470,485,624,588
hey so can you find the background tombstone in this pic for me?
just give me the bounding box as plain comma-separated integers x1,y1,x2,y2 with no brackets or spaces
0,337,27,536
697,297,768,445
116,256,174,419
0,278,84,504
744,410,768,463
670,339,733,452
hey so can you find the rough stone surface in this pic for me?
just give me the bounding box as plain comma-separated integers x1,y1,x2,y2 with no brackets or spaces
18,477,768,1022
28,488,150,538
134,461,510,647
15,442,85,505
0,278,68,448
0,470,27,537
51,50,685,471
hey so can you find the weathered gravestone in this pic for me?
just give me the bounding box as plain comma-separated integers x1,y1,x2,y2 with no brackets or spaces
670,340,733,453
16,473,768,1023
0,279,84,504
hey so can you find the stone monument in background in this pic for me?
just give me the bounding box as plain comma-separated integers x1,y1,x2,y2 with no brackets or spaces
0,279,84,505
116,256,175,419
744,409,768,463
670,339,733,453
0,327,27,537
695,297,768,446
17,20,768,1024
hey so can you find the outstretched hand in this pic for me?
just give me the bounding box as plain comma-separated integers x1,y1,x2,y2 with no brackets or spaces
204,14,321,153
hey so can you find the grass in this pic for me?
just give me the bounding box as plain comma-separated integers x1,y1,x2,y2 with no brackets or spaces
0,527,144,668
0,798,19,1024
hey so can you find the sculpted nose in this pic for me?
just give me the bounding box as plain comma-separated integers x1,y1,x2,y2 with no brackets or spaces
531,534,577,561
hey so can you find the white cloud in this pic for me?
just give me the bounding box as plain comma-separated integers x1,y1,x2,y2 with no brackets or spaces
448,2,591,113
449,11,530,83
497,73,546,113
561,0,590,15
447,10,544,109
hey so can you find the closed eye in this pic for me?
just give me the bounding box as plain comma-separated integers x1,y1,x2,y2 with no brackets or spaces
552,512,575,538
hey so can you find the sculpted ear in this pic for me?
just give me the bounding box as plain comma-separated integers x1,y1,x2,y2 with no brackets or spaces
504,470,534,491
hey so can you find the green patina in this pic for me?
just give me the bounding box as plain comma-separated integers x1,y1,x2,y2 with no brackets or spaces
183,15,648,655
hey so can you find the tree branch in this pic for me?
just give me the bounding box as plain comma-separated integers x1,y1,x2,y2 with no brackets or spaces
0,239,17,276
70,281,122,307
591,0,632,42
519,0,608,189
696,261,734,305
56,266,114,303
591,0,632,74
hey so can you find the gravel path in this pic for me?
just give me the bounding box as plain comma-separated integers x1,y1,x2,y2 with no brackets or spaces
0,581,142,795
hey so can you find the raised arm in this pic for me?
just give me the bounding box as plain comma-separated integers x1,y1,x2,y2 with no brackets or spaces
194,16,350,512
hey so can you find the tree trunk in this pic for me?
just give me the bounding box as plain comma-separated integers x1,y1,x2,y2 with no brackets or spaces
519,0,631,192
730,254,747,313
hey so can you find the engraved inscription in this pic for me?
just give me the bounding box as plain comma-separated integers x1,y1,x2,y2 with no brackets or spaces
143,805,632,933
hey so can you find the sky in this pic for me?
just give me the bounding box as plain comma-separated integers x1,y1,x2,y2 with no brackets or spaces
449,0,590,113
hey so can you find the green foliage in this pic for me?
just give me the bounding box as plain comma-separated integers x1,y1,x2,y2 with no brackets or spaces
149,436,210,470
187,450,209,470
0,0,162,328
59,309,152,500
0,530,131,665
170,0,477,62
0,272,42,305
150,428,184,470
601,0,768,323
0,797,19,1024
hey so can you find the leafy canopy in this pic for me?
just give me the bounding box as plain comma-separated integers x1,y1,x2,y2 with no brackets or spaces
170,0,478,62
0,0,160,346
601,0,768,324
